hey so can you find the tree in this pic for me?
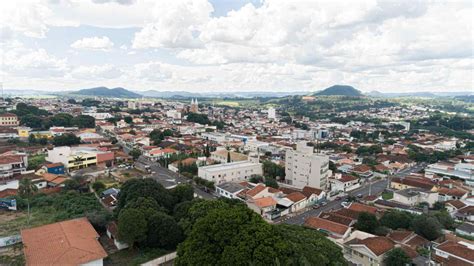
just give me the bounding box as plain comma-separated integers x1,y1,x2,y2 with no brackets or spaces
21,114,42,128
227,150,231,163
124,116,133,124
51,113,73,127
64,179,81,191
264,177,279,189
380,210,414,230
249,175,264,183
117,179,174,213
53,133,81,146
411,215,442,241
145,211,183,249
355,212,380,234
28,134,36,144
72,115,95,128
176,204,288,265
384,248,411,266
186,113,210,125
262,160,285,179
67,99,77,104
118,208,147,248
171,184,194,204
129,148,141,160
276,224,345,265
92,181,106,192
18,178,38,225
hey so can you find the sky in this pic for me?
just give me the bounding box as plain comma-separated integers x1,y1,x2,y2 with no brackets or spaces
0,0,472,93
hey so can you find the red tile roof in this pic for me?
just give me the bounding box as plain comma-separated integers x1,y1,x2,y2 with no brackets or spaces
445,200,466,209
21,218,107,266
286,192,306,203
253,196,277,208
305,217,350,236
435,241,474,263
302,186,323,197
354,236,394,256
348,202,378,215
246,184,266,197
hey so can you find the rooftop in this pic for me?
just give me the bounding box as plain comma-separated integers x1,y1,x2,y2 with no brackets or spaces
21,218,107,266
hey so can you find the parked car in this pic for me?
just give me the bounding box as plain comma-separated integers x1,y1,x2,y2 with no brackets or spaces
356,193,363,198
312,204,320,209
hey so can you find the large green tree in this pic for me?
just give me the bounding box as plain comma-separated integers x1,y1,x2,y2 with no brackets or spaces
380,210,414,230
72,115,95,128
355,212,380,234
145,211,183,249
411,215,442,241
117,179,175,213
53,133,81,146
118,208,147,248
384,248,412,266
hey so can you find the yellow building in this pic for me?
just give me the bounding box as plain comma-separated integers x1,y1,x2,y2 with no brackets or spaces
17,127,31,138
67,154,97,171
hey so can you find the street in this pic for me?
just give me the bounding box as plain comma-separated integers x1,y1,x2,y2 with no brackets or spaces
139,158,216,200
281,163,425,225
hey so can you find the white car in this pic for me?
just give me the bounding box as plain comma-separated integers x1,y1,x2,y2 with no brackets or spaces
341,201,350,208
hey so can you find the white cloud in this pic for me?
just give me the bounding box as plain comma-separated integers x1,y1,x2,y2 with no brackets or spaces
71,36,114,51
132,0,214,49
70,64,123,79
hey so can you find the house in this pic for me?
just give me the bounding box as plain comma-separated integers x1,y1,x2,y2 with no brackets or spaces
0,152,28,178
285,192,307,213
0,127,19,139
302,186,326,205
44,163,65,175
438,187,469,202
41,173,68,187
216,182,246,199
392,188,439,207
433,240,474,266
318,211,356,227
247,196,277,218
347,202,378,215
390,176,435,191
456,206,474,222
330,174,360,193
304,217,351,239
21,218,107,266
456,222,474,237
350,164,373,178
386,230,429,249
344,236,394,266
445,200,467,217
106,221,129,250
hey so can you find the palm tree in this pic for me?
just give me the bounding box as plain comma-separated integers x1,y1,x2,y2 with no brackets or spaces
18,178,38,225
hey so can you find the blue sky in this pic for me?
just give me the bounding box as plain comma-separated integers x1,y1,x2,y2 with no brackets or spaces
0,0,472,93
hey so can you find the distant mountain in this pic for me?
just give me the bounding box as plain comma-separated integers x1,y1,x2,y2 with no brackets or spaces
314,85,362,96
73,87,142,98
365,91,472,98
137,90,310,98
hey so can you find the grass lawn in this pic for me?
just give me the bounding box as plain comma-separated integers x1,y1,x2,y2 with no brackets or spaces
104,248,170,266
0,208,56,237
215,101,240,107
27,154,46,170
382,191,393,200
0,243,24,266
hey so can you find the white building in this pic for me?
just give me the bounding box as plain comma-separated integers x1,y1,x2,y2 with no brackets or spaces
425,162,474,185
166,110,182,120
82,112,113,120
285,142,330,189
198,161,263,184
244,140,270,153
268,107,276,120
392,188,439,207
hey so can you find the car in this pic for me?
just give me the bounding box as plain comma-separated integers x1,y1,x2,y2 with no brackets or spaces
312,204,320,209
356,193,363,198
321,201,328,206
335,196,342,200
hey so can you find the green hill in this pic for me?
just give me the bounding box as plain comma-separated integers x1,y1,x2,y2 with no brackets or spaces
73,87,142,98
314,85,362,96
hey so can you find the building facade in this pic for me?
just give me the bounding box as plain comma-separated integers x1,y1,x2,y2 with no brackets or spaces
198,161,263,184
285,142,330,189
0,113,19,127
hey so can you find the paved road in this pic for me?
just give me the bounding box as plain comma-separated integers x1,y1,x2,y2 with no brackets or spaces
282,179,388,225
281,163,425,225
140,158,216,200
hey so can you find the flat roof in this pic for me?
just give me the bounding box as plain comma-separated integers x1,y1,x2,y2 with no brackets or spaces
199,161,261,173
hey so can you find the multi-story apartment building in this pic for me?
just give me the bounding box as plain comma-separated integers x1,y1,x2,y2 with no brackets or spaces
0,113,19,127
285,142,330,189
198,161,263,184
